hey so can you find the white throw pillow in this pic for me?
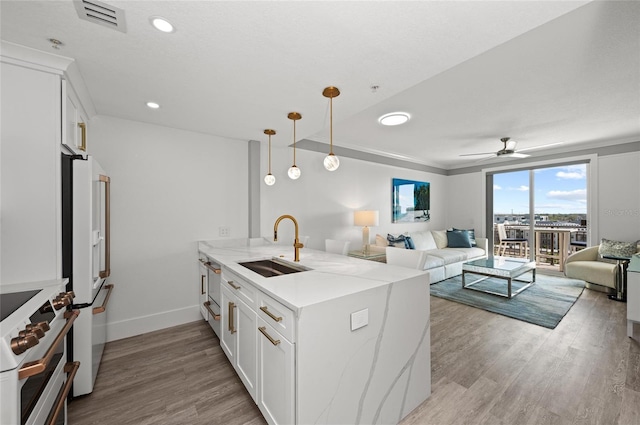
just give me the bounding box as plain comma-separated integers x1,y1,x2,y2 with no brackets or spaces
432,230,448,249
411,231,437,250
375,234,387,247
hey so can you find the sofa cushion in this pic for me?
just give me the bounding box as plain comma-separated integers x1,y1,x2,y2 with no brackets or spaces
453,227,477,247
446,247,486,260
432,230,448,249
447,230,472,248
425,249,467,265
411,231,437,251
423,254,445,269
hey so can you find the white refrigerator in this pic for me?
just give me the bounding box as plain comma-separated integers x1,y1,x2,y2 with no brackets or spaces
62,153,113,396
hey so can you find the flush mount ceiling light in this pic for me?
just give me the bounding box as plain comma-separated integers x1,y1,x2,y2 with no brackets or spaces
287,112,302,180
378,112,410,126
149,16,174,33
322,86,341,171
146,101,160,109
264,129,276,186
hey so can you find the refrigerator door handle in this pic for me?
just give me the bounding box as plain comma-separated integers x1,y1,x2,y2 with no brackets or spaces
98,174,110,278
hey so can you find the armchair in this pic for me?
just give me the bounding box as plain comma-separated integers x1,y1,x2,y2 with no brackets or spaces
565,244,640,292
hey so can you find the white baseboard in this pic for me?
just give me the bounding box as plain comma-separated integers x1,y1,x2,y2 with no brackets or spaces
106,305,201,342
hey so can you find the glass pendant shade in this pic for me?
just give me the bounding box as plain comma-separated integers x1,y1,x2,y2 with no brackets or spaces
264,173,276,185
287,112,302,180
263,129,276,186
288,165,301,179
322,86,340,171
323,153,340,171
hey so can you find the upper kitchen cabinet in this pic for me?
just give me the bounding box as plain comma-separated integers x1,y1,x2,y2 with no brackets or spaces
0,41,95,285
63,80,89,156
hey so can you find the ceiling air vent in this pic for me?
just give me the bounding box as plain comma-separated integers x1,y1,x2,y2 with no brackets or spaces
73,0,127,33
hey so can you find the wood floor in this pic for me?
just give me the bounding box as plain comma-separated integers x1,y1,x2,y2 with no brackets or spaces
69,286,640,425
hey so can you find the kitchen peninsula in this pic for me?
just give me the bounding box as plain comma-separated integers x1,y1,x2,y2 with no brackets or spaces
198,238,431,425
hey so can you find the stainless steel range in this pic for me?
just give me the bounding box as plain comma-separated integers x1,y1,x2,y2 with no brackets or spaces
0,279,79,425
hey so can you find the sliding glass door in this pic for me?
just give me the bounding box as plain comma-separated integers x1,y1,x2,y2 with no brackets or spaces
489,162,588,272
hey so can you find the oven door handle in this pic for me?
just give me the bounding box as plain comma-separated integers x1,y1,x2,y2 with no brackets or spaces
18,310,79,380
93,283,114,315
45,361,80,425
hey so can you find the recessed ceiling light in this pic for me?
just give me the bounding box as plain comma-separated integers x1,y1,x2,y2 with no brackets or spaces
146,101,160,109
150,16,175,33
378,112,410,126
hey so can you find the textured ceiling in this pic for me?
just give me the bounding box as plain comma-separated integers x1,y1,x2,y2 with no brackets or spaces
1,1,638,169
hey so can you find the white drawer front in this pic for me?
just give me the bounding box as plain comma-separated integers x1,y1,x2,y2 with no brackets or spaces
257,292,295,343
222,269,258,309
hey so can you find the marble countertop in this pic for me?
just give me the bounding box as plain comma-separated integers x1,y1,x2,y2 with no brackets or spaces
198,238,426,312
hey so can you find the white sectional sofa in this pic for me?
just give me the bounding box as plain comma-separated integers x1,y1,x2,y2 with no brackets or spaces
374,229,488,283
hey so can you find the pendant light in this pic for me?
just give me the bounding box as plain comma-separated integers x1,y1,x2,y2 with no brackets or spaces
263,129,276,186
287,112,302,180
322,86,340,171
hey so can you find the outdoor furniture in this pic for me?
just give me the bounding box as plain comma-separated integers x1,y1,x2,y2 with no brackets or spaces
497,223,528,257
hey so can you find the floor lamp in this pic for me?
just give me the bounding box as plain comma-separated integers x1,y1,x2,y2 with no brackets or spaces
354,210,379,255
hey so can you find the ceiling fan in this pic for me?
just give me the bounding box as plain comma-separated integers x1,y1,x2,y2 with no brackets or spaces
459,137,561,160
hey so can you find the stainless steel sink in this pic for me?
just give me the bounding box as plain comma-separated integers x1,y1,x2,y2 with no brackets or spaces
238,258,310,278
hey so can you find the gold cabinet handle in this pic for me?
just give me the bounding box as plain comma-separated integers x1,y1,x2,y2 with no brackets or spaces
78,122,86,151
45,361,80,425
201,260,222,274
93,284,114,315
201,275,206,295
228,302,237,334
19,310,79,380
228,281,241,290
203,301,220,321
258,326,280,346
98,174,111,278
260,306,282,322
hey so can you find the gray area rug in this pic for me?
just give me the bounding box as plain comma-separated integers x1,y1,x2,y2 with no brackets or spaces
430,272,585,329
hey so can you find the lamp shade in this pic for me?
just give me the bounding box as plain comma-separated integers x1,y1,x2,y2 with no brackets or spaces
354,210,379,227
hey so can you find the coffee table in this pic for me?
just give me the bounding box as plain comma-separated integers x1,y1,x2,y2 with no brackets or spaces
462,257,536,299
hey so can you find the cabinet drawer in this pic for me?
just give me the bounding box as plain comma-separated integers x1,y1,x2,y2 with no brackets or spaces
221,269,258,309
257,292,295,343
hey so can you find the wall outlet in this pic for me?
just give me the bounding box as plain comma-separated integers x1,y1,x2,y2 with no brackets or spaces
351,308,368,331
219,226,230,237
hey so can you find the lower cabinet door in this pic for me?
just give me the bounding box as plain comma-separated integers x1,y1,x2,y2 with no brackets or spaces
236,299,257,400
257,318,294,425
220,285,237,363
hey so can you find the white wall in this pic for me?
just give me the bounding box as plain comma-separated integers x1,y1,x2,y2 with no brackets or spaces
89,116,249,341
259,144,449,252
597,151,640,241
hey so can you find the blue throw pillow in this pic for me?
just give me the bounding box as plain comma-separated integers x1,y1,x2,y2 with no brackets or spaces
404,236,415,250
447,230,472,248
387,233,406,248
453,227,476,247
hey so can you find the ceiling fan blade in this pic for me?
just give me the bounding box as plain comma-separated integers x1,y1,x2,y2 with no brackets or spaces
506,140,517,150
509,152,530,158
516,142,564,153
459,152,496,157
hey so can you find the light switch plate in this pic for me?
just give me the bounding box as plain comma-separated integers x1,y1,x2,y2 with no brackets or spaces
351,308,368,331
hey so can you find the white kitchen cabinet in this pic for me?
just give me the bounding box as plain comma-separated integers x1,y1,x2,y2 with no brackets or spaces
220,275,258,400
62,79,88,155
628,269,640,338
198,260,209,321
257,317,294,425
0,60,62,283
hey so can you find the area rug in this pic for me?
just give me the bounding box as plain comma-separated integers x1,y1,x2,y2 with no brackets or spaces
430,273,585,329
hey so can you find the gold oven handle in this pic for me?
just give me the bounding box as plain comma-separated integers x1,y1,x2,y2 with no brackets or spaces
260,306,283,323
203,301,221,321
18,310,79,380
203,262,221,274
258,326,281,346
93,284,114,315
78,122,86,151
45,361,80,425
99,174,110,278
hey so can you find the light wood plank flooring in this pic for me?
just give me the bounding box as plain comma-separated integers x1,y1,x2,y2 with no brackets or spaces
69,287,640,425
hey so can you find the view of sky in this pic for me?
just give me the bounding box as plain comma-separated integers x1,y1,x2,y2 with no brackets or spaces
493,164,587,215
